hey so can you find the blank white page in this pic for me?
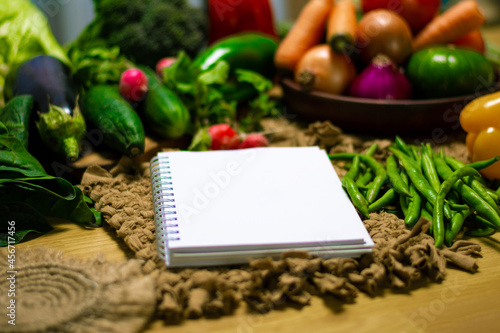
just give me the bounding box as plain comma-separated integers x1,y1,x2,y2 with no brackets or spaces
154,147,373,252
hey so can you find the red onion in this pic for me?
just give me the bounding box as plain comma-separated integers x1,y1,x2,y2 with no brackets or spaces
349,54,412,100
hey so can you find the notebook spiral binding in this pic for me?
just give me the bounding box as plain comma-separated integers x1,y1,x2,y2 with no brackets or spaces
150,155,180,262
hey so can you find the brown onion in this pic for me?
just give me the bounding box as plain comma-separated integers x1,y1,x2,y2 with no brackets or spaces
356,9,413,66
295,44,356,95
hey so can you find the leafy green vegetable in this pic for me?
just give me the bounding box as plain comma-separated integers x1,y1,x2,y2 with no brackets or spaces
187,127,212,152
0,0,71,106
0,202,53,246
234,69,282,133
0,95,34,146
67,45,134,89
163,52,237,129
0,124,46,178
0,98,102,245
163,51,280,148
0,178,100,227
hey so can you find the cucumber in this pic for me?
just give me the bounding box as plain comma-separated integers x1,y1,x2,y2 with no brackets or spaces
80,85,145,158
140,67,191,139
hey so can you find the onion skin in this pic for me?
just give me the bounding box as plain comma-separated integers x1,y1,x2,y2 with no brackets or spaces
356,9,413,66
295,44,356,95
349,55,412,100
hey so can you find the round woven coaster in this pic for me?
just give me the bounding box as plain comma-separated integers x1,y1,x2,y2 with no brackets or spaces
0,247,156,333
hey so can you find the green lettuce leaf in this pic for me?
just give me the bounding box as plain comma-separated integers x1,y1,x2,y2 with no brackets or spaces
0,0,71,106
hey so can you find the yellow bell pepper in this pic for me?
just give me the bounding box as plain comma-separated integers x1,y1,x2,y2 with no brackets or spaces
460,90,500,179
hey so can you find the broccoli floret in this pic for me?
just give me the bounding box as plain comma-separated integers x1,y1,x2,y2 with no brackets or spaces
78,0,207,69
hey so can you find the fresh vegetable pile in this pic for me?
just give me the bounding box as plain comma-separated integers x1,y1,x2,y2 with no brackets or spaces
0,0,281,166
330,137,500,248
275,0,496,100
0,96,101,245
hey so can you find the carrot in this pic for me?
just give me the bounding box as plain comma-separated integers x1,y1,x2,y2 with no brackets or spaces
274,0,332,72
326,0,357,55
413,0,486,51
451,29,485,54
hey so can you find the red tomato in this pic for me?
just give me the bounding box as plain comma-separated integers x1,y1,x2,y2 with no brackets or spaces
361,0,440,34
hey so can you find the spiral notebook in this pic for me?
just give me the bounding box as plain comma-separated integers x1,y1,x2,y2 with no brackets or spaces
150,147,373,267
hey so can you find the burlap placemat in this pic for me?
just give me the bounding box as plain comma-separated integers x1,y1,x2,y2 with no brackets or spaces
76,119,481,323
0,247,156,333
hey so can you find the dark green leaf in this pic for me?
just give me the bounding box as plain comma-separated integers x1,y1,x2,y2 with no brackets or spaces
69,45,132,88
163,50,196,89
0,182,100,227
0,201,53,246
187,127,211,151
0,95,34,147
198,61,229,85
235,69,273,93
0,134,46,177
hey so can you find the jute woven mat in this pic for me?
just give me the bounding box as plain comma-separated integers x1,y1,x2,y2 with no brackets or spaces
73,119,482,323
0,247,156,333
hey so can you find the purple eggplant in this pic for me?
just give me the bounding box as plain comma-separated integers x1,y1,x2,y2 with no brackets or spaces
6,55,86,161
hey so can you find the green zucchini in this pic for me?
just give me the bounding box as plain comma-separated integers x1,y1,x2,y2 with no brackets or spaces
140,67,191,139
80,85,145,158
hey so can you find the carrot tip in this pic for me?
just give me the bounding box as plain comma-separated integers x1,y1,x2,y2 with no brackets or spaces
328,35,355,55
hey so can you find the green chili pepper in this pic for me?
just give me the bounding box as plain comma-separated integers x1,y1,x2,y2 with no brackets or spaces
433,166,483,247
446,189,462,205
345,155,360,180
341,175,370,219
465,223,496,237
445,201,469,211
405,183,422,227
386,155,411,197
356,169,373,187
434,153,500,230
485,188,499,204
368,188,397,212
399,169,410,217
400,195,409,217
389,147,452,220
329,153,387,204
445,208,472,247
410,145,422,170
467,214,498,230
364,143,378,157
467,155,500,171
394,136,412,157
420,205,433,223
445,155,500,216
421,144,441,193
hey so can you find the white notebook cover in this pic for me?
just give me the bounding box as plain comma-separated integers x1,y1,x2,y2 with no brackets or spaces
150,147,373,267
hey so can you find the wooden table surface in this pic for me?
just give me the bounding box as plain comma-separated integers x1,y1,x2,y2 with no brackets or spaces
16,25,500,333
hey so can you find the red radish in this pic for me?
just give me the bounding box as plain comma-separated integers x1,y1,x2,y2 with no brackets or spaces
119,68,149,102
208,124,240,150
239,133,269,149
156,57,177,78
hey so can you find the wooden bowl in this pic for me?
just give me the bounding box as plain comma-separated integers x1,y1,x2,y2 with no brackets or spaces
281,77,500,135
